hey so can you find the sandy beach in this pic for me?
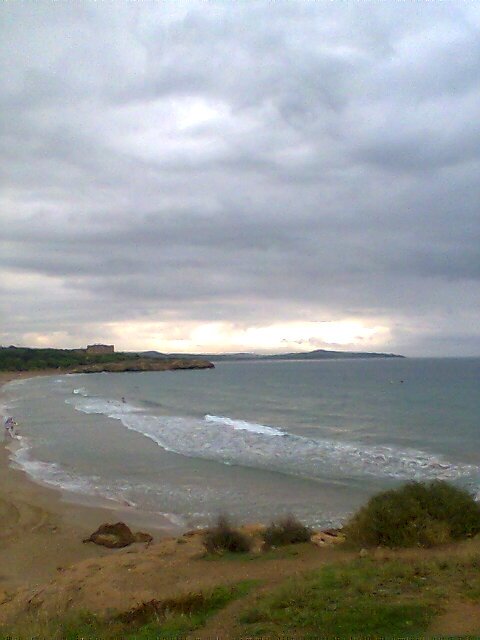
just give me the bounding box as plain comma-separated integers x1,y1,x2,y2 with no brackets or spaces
0,371,178,592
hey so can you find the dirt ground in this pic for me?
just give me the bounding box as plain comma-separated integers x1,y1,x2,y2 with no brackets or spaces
0,530,479,637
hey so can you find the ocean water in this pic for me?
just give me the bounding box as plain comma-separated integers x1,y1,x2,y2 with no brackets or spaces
2,358,479,529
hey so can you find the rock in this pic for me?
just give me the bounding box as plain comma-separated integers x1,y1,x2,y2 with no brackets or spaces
83,522,135,548
83,522,154,548
134,531,153,544
183,529,203,538
359,548,369,558
311,531,346,547
71,358,214,374
323,528,342,537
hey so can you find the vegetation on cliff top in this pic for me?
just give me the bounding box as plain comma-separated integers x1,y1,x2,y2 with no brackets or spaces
262,514,312,547
0,346,132,371
203,515,253,554
0,346,213,372
344,480,480,548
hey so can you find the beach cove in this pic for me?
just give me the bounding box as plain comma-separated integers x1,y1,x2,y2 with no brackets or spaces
0,372,180,591
1,367,480,637
3,359,480,532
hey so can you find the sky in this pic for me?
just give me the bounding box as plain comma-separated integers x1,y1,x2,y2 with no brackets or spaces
1,2,479,357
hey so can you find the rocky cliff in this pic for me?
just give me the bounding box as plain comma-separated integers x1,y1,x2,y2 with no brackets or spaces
70,357,214,374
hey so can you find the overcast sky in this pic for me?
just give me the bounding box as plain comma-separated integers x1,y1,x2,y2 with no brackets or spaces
1,2,479,356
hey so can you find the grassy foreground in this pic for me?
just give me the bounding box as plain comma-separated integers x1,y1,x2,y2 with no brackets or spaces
1,481,479,638
1,581,257,640
2,547,480,639
239,553,480,638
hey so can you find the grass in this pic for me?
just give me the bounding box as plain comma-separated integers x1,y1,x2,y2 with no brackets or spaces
202,543,309,562
1,580,258,640
239,553,480,638
121,580,257,639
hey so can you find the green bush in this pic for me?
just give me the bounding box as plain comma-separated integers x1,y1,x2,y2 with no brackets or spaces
202,515,252,554
344,480,480,548
262,514,312,547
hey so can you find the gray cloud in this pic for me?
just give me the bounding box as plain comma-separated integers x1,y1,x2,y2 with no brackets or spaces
1,1,479,355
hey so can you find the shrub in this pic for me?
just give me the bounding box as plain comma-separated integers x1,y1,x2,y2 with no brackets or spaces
202,515,252,554
262,514,312,547
344,480,480,548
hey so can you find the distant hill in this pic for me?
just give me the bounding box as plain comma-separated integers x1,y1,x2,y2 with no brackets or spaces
140,349,404,361
139,351,169,359
257,348,404,361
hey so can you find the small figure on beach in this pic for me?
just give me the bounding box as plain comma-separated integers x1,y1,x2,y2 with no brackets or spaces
4,416,17,439
121,396,126,404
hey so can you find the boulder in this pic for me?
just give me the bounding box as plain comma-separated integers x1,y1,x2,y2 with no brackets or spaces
83,522,136,548
134,531,153,544
311,530,346,547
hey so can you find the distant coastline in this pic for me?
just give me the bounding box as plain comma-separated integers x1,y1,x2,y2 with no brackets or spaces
140,348,405,362
0,345,402,374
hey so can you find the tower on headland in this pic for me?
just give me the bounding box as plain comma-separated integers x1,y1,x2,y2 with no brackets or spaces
86,344,115,355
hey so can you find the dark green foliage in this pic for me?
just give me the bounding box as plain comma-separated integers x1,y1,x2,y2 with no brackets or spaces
203,515,252,554
262,514,312,547
0,346,137,372
344,480,480,548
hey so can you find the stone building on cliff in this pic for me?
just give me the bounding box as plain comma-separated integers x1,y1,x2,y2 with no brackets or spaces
86,344,115,355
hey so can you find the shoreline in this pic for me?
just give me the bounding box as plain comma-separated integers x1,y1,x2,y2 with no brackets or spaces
0,370,180,591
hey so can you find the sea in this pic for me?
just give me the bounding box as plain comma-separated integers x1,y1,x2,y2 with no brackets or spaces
1,358,479,530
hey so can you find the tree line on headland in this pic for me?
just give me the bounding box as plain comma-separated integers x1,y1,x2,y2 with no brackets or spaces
0,346,135,371
0,346,214,373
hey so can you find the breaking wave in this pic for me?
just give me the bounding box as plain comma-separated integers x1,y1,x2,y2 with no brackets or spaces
66,395,480,488
205,414,285,437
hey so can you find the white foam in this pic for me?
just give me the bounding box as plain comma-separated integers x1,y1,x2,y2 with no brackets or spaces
66,393,480,488
10,438,102,497
73,387,88,396
65,396,142,417
204,414,284,437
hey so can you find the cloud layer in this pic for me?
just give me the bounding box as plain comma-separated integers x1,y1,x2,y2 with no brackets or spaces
1,2,479,355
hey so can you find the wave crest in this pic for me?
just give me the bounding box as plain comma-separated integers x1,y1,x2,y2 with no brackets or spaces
205,414,284,437
66,395,480,488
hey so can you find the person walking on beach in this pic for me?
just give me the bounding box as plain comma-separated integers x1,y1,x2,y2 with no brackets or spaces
4,416,17,439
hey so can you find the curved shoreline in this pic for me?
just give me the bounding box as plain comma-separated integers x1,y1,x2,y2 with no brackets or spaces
0,371,179,590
